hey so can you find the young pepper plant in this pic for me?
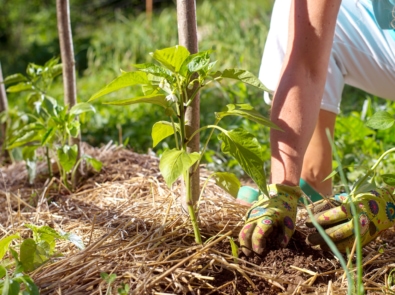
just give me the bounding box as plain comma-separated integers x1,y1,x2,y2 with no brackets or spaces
4,58,101,189
89,45,280,244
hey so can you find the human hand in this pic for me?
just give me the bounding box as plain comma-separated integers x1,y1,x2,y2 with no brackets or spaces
239,184,302,256
306,187,395,252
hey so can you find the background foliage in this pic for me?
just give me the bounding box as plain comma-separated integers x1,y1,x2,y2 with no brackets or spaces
1,0,394,186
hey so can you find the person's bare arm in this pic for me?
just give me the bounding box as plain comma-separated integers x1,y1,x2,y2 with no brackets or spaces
270,0,341,186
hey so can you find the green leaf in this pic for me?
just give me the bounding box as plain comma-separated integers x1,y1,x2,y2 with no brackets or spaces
0,234,20,260
133,63,174,81
212,172,241,198
13,275,39,295
366,111,395,130
62,232,85,250
6,82,34,93
88,71,149,102
3,73,27,85
100,272,117,284
8,278,20,295
69,103,96,116
216,104,281,130
84,155,102,172
41,127,57,146
151,45,190,73
57,144,78,173
0,266,6,279
228,237,239,263
20,239,49,272
67,120,81,138
179,50,212,77
382,174,395,186
1,268,10,295
152,121,176,147
218,128,268,195
351,170,377,195
25,224,62,254
103,94,168,108
159,149,200,187
214,69,270,91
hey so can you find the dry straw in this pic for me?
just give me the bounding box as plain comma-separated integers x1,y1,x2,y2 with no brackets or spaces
1,144,395,294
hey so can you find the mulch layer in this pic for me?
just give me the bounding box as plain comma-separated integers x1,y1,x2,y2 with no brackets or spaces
1,144,395,294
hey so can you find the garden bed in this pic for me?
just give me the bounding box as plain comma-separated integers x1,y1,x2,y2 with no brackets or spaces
1,144,395,294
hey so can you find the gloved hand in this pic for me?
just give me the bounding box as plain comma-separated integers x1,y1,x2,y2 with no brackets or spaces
239,184,303,256
306,187,395,252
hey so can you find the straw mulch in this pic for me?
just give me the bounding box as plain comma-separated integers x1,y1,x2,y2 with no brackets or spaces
1,144,395,294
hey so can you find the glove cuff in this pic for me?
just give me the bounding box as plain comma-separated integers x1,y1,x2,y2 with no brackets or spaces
267,184,303,201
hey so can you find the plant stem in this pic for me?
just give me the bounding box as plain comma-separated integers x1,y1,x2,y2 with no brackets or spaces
170,116,179,150
46,146,53,178
184,170,202,244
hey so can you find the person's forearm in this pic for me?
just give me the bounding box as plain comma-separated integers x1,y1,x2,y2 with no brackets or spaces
269,0,341,186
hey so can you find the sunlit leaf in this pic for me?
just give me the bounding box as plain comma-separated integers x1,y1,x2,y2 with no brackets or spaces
69,103,95,116
103,94,168,108
212,172,241,198
152,121,177,147
84,155,102,172
366,111,395,130
218,128,268,195
159,149,200,187
88,71,148,101
3,73,27,85
6,82,33,93
57,144,78,173
20,239,49,272
151,45,190,73
62,232,85,250
0,234,20,260
213,69,270,91
382,174,395,186
216,104,281,130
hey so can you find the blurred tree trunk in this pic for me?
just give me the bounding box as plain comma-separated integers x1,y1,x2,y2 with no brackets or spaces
56,0,82,189
177,0,200,207
0,62,9,161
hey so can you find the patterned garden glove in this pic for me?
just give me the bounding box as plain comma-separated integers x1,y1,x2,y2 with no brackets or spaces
239,184,303,256
306,187,395,252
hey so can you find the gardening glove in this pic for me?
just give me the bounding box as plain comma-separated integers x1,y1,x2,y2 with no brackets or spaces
306,187,395,252
239,184,303,256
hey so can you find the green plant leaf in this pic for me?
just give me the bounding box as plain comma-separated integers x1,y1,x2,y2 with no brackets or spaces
133,63,174,81
0,234,20,260
103,94,168,108
57,144,78,173
382,174,395,186
61,232,85,250
351,170,377,195
212,172,241,198
151,45,190,73
13,275,39,295
69,103,96,116
88,71,149,102
84,155,102,172
218,128,267,195
6,82,34,93
159,149,200,187
41,127,57,146
214,69,270,91
366,111,395,130
228,237,239,263
1,267,10,295
152,121,176,147
216,104,281,130
0,266,6,279
100,272,117,284
179,50,212,77
3,73,27,85
20,239,49,272
25,224,62,255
